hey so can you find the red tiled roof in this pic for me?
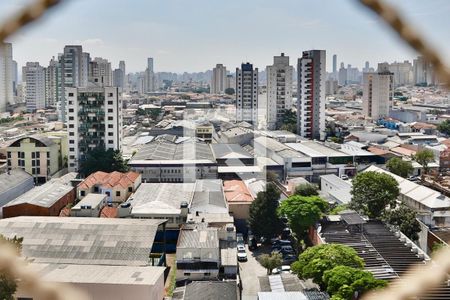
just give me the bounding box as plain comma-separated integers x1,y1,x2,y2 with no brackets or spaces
223,180,254,203
78,171,140,190
367,146,390,156
100,206,117,218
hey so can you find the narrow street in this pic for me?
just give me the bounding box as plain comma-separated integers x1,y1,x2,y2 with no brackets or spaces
239,245,268,300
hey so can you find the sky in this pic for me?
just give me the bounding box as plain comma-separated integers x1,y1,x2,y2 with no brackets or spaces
1,0,449,73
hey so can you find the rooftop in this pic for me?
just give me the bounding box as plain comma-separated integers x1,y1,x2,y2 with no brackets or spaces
184,281,238,300
0,169,34,206
190,179,228,214
29,263,165,285
177,228,219,249
210,143,253,160
4,176,74,208
0,216,165,266
78,171,140,190
129,182,195,216
72,194,106,210
223,180,254,203
255,136,307,159
286,142,349,158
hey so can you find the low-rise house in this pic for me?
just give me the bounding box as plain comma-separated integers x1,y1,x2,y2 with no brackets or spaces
224,180,254,232
0,169,34,217
77,171,141,203
71,194,107,217
320,174,352,205
2,173,77,218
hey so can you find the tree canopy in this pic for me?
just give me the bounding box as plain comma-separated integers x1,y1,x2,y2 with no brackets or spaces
259,252,283,275
323,265,387,299
413,149,435,175
79,147,129,177
383,204,421,241
279,109,297,133
291,244,364,288
294,183,319,197
278,195,328,241
350,171,399,218
248,183,283,239
386,157,414,178
0,235,23,300
437,120,450,136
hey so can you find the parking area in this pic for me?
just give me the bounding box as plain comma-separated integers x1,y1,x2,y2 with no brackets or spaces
239,244,267,300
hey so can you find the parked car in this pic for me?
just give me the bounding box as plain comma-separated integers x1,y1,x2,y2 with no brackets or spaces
274,245,295,255
341,174,349,180
249,237,258,250
237,233,244,246
282,254,297,265
272,265,291,275
281,228,292,240
237,245,247,262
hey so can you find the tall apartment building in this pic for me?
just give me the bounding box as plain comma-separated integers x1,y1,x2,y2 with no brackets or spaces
225,74,235,91
362,63,394,120
236,63,258,125
66,86,122,172
211,64,227,94
266,53,293,130
23,62,46,112
145,57,156,93
113,69,124,90
0,43,14,113
297,50,326,140
45,57,60,107
338,63,347,86
12,60,18,96
388,61,413,86
119,60,126,90
332,54,337,80
89,57,112,87
80,52,91,87
413,56,436,86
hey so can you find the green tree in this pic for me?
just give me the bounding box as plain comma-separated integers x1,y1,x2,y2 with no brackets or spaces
278,196,328,241
383,204,421,241
386,157,414,178
224,88,235,95
350,171,399,218
294,183,319,197
413,149,435,175
259,252,283,275
79,147,130,177
280,123,297,134
0,235,23,300
323,265,387,299
291,244,364,288
248,183,283,239
329,204,348,215
437,120,450,136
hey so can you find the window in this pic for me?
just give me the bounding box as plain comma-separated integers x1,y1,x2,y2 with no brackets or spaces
7,152,10,158
32,152,35,159
69,148,75,151
108,93,113,97
68,92,74,97
80,191,85,197
105,191,110,197
108,101,113,105
94,186,99,192
69,132,74,136
108,140,114,144
69,140,74,144
128,187,132,192
108,124,113,128
204,272,211,276
108,116,113,121
108,132,113,136
108,109,113,113
116,191,120,197
184,273,191,276
69,116,74,120
68,124,74,128
69,109,74,113
36,152,40,158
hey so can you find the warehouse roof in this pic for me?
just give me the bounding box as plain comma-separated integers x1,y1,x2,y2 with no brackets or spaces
0,216,165,266
29,263,165,285
255,137,307,159
184,281,238,300
177,228,219,249
286,142,349,158
190,179,228,214
0,169,34,207
210,143,253,159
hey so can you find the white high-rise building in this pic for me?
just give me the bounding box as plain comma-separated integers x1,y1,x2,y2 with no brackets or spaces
66,86,122,172
388,61,413,86
236,63,258,125
45,57,60,107
119,60,126,90
266,53,293,130
0,43,14,112
362,63,393,120
211,64,227,94
23,62,46,112
332,54,337,80
144,57,156,93
297,50,326,140
60,45,84,122
225,74,235,91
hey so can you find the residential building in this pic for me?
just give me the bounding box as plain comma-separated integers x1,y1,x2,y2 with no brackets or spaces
225,74,235,91
70,193,107,217
2,173,77,218
119,60,126,89
388,61,413,86
236,63,258,125
0,169,34,217
45,57,60,107
23,62,46,112
66,86,122,172
338,62,347,86
413,56,436,86
223,180,254,231
145,57,156,92
211,64,227,94
12,59,18,96
77,171,141,203
195,122,214,143
113,68,124,90
89,57,112,86
6,135,66,183
128,136,217,183
362,63,394,120
297,50,326,140
332,54,337,80
0,42,14,112
17,264,166,300
60,45,84,122
266,53,293,130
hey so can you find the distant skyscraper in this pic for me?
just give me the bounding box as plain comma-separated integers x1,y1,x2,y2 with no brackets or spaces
338,64,347,86
147,58,154,73
12,60,18,96
388,61,413,87
413,56,436,86
119,60,126,89
80,52,90,87
211,64,227,94
89,57,113,86
66,86,122,172
236,63,258,125
23,62,46,112
297,50,326,140
332,54,337,79
0,43,14,112
45,57,60,107
266,53,293,129
113,68,124,90
145,57,156,93
362,63,393,120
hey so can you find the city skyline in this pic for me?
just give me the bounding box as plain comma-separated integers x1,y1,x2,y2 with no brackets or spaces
1,0,449,73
